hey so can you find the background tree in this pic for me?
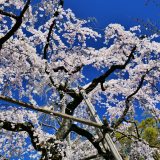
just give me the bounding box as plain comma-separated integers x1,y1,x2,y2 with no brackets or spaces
115,117,160,159
0,0,159,159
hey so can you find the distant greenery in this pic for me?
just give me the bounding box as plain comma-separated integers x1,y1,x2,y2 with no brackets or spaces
115,117,160,159
139,118,159,147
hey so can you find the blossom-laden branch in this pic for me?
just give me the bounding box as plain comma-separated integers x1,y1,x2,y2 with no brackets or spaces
0,0,159,158
0,120,40,151
43,0,84,100
46,64,84,98
0,0,31,50
148,81,160,93
65,46,136,115
43,0,85,99
0,119,62,159
112,70,150,129
0,95,115,159
0,95,110,158
49,76,80,99
85,46,136,93
43,0,64,59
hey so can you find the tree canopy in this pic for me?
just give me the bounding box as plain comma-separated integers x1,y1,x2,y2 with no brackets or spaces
0,0,159,159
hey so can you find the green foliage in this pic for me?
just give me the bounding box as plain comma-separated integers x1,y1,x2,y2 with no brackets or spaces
138,117,160,147
115,117,160,159
143,127,158,145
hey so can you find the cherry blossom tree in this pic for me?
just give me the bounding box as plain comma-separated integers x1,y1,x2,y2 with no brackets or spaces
0,0,159,159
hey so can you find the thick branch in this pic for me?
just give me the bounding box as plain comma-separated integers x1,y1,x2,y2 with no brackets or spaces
0,119,62,159
85,46,136,93
0,0,31,49
0,119,41,151
71,64,84,74
80,154,99,160
69,124,115,159
52,66,68,73
65,95,83,115
49,76,79,99
49,32,136,118
70,124,103,154
52,64,84,75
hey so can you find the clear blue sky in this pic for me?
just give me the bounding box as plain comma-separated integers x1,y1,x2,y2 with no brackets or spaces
65,0,160,32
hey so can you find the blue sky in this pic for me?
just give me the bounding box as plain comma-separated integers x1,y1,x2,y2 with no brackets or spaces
65,0,160,33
